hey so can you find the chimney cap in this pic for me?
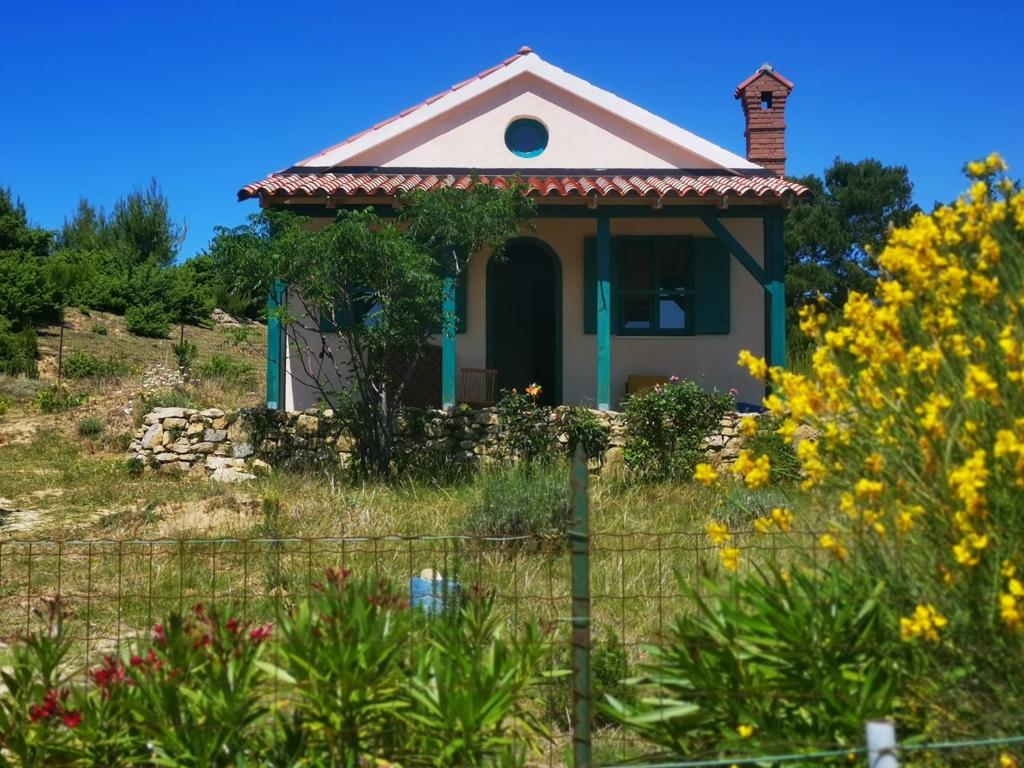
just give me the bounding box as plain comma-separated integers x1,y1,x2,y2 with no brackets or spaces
734,64,794,98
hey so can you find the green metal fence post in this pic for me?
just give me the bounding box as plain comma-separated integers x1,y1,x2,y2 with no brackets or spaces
570,444,593,767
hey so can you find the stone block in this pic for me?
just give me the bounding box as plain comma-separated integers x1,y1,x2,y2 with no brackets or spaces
203,429,228,443
210,467,256,484
155,452,177,463
151,407,186,419
192,442,215,455
201,408,225,419
162,417,188,431
232,442,254,459
140,423,163,449
186,422,205,437
170,441,193,454
296,414,319,433
251,459,272,475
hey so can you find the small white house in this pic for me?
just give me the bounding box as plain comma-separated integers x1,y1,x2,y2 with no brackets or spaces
239,47,809,411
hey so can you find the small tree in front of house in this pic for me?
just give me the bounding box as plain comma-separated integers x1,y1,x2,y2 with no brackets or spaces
222,179,534,476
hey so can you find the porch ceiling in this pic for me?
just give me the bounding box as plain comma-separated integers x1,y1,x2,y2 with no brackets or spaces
238,170,811,203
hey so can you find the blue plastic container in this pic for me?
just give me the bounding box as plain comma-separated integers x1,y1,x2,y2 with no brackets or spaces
409,575,461,615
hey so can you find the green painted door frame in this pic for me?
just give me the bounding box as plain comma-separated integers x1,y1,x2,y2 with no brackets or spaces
595,214,612,411
485,237,563,406
266,279,286,410
441,246,458,409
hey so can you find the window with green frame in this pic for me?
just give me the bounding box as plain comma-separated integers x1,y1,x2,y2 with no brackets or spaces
584,235,731,336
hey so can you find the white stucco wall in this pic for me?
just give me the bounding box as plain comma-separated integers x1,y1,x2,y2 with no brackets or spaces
281,213,766,411
346,74,723,170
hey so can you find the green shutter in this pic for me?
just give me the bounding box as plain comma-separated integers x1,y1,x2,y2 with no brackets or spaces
320,293,373,332
692,238,731,334
584,237,596,334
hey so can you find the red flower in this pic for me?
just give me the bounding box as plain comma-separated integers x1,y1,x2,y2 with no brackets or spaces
61,711,82,729
192,633,211,650
29,689,70,724
249,623,273,644
226,618,240,634
153,623,167,646
130,654,143,667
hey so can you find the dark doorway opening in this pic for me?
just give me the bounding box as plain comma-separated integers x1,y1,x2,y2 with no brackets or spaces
487,239,561,406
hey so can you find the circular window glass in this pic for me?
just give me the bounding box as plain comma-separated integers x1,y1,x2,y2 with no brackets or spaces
504,118,548,158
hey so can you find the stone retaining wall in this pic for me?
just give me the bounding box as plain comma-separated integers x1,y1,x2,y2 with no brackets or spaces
129,406,748,481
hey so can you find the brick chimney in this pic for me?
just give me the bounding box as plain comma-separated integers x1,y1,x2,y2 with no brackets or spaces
734,64,794,177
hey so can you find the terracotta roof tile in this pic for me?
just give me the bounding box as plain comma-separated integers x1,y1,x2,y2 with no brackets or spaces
239,172,811,202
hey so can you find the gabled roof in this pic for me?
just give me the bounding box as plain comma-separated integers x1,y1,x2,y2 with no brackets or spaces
733,64,795,98
292,47,759,172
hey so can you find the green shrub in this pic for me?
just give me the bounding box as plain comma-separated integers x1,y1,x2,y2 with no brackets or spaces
559,405,610,462
466,462,571,542
124,303,170,338
623,378,733,482
0,397,9,419
137,388,195,417
743,413,801,484
77,416,105,439
0,318,38,377
172,340,198,378
34,384,87,414
62,351,131,379
90,323,108,335
0,579,550,767
605,564,912,761
195,354,256,388
494,389,557,463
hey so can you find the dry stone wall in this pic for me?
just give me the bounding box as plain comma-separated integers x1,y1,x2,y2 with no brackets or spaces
129,406,749,481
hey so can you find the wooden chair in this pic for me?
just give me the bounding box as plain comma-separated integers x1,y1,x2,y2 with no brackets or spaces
457,368,498,407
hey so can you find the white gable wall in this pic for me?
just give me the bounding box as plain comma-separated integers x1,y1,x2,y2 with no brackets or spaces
345,73,723,170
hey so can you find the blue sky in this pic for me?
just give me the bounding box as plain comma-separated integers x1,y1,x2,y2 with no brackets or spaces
3,0,1021,261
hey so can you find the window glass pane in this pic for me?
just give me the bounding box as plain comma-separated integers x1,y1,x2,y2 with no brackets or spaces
622,296,651,330
658,241,690,290
620,242,652,290
659,295,687,330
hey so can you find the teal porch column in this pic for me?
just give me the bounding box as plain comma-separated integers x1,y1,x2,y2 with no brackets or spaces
266,279,286,410
596,213,612,411
442,249,457,409
765,213,786,369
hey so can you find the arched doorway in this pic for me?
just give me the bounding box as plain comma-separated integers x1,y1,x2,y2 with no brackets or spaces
486,239,562,406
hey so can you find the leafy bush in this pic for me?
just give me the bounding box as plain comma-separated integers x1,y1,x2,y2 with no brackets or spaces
466,462,571,543
172,340,198,378
0,578,551,767
77,416,105,439
0,396,9,419
494,389,557,463
137,388,194,417
734,157,1024,740
124,303,170,338
34,385,87,414
0,318,39,377
195,354,256,388
623,378,733,482
90,323,107,335
605,564,911,761
741,413,801,484
559,405,610,462
62,351,131,379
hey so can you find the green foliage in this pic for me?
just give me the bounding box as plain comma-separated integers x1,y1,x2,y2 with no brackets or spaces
76,416,105,439
0,187,56,328
0,317,39,377
223,181,534,476
558,405,610,462
605,564,912,761
743,413,801,484
136,388,195,418
0,396,9,419
61,351,131,380
172,340,198,378
195,354,256,388
466,462,571,542
494,390,557,463
785,158,918,352
124,303,170,338
34,384,87,414
89,323,107,335
623,378,733,482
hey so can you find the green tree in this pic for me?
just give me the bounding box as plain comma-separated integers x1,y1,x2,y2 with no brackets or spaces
224,179,534,476
107,179,185,268
0,186,56,328
784,158,917,349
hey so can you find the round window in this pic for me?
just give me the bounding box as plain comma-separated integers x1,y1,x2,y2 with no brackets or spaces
504,118,548,158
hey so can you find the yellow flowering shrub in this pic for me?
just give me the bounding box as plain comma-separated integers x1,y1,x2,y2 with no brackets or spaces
736,157,1024,674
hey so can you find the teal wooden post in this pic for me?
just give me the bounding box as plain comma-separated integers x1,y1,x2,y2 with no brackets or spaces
596,213,612,411
442,249,457,409
765,213,786,369
266,279,286,410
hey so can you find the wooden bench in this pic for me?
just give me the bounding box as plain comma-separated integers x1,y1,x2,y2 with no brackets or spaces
626,374,670,396
457,368,498,408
